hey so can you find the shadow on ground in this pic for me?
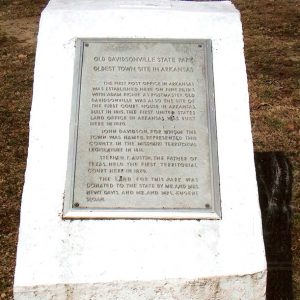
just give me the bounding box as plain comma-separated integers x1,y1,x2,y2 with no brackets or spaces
255,152,293,299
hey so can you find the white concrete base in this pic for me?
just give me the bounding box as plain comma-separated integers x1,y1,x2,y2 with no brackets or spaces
14,273,266,300
14,0,266,299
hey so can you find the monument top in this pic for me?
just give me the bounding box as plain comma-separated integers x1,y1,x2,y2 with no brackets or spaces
45,0,234,11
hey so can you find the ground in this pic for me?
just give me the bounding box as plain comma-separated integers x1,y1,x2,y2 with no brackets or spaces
0,0,299,299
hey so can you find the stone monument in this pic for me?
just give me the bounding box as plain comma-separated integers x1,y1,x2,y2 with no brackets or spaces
14,0,267,299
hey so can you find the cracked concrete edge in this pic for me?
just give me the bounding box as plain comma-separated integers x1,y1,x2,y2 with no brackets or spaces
14,270,266,300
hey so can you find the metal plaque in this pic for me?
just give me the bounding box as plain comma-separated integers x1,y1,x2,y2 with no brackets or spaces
64,38,221,219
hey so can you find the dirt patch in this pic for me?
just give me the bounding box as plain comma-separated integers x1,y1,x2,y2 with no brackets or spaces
0,2,48,299
1,17,39,47
0,36,33,300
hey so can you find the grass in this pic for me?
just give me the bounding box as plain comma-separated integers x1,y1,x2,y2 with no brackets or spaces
233,0,300,297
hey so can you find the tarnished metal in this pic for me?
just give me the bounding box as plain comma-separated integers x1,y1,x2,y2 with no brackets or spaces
64,38,221,219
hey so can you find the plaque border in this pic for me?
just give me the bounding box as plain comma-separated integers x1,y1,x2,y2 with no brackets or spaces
63,38,221,220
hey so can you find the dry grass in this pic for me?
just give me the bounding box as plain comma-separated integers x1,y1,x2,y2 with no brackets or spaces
0,2,48,298
233,0,300,297
0,33,32,300
0,0,299,299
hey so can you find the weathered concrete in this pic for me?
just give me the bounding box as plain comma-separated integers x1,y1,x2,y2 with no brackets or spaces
14,0,266,299
15,273,266,300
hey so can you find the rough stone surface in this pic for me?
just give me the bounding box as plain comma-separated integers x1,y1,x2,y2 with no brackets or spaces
14,272,266,300
14,0,266,299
